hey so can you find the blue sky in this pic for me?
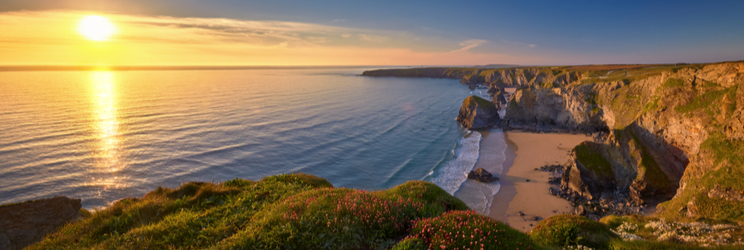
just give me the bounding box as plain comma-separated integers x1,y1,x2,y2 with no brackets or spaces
1,0,743,65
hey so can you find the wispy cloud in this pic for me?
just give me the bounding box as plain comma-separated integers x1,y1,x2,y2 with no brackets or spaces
500,39,536,48
450,39,487,53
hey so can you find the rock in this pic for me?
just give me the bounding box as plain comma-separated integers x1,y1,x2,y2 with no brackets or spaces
518,211,525,216
686,199,698,218
467,167,500,183
707,184,744,201
561,159,596,200
0,234,10,250
677,206,687,213
0,196,82,250
575,205,586,215
456,96,500,129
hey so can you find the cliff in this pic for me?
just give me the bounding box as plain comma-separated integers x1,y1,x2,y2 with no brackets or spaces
361,67,475,79
0,196,82,250
28,173,738,249
510,62,744,222
25,174,550,250
365,61,744,222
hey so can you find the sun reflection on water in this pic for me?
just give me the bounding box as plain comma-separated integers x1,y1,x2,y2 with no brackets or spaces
89,71,125,190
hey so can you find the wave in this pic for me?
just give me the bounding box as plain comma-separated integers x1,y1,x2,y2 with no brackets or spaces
430,130,482,195
431,129,508,215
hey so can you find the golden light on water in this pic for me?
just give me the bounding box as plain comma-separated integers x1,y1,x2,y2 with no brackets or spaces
78,15,116,41
89,71,124,189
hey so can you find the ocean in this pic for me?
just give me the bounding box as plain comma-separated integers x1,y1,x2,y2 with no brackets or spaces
0,67,504,212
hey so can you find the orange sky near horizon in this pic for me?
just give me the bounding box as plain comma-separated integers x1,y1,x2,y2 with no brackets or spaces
0,10,546,66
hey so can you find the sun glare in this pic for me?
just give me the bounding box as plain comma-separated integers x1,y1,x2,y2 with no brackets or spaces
78,15,116,41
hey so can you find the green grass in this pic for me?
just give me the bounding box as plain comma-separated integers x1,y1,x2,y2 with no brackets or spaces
674,87,732,113
574,142,614,179
658,132,744,222
641,96,662,114
463,95,498,112
29,174,499,250
530,214,617,249
700,131,744,170
662,78,685,88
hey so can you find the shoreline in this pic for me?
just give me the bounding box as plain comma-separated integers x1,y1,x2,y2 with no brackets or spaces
487,131,592,232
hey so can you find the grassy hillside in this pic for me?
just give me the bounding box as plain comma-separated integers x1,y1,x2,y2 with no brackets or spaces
29,173,544,250
27,173,744,249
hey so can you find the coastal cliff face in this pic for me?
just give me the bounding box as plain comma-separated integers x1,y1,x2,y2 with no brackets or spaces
365,61,744,222
0,196,82,250
456,95,500,129
505,62,744,221
504,84,606,133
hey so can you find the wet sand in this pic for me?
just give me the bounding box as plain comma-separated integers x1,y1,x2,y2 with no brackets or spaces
488,131,592,232
453,129,506,215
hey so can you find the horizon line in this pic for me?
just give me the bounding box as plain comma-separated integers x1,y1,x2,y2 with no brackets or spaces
1,60,741,72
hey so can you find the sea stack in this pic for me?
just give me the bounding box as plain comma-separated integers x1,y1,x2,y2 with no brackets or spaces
456,95,500,129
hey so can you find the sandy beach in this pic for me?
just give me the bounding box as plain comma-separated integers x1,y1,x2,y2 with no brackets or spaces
487,131,592,232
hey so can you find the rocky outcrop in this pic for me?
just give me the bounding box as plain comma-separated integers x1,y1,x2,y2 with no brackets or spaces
456,95,500,129
467,168,500,182
0,196,82,250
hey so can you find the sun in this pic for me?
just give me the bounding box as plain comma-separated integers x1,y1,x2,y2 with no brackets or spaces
78,15,116,41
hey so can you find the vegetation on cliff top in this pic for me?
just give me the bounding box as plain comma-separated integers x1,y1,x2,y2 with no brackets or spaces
403,210,539,250
463,95,498,111
531,214,616,249
32,173,554,250
28,172,744,249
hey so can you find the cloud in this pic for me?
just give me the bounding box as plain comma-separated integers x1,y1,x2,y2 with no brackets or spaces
0,10,549,65
500,39,536,48
358,34,388,42
450,39,487,53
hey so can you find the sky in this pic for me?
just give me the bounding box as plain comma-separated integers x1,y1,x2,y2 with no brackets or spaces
0,0,743,66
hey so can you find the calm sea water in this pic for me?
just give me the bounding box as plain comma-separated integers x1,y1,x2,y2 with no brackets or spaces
0,67,505,209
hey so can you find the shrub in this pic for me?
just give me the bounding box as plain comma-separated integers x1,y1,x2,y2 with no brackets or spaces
530,214,616,249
